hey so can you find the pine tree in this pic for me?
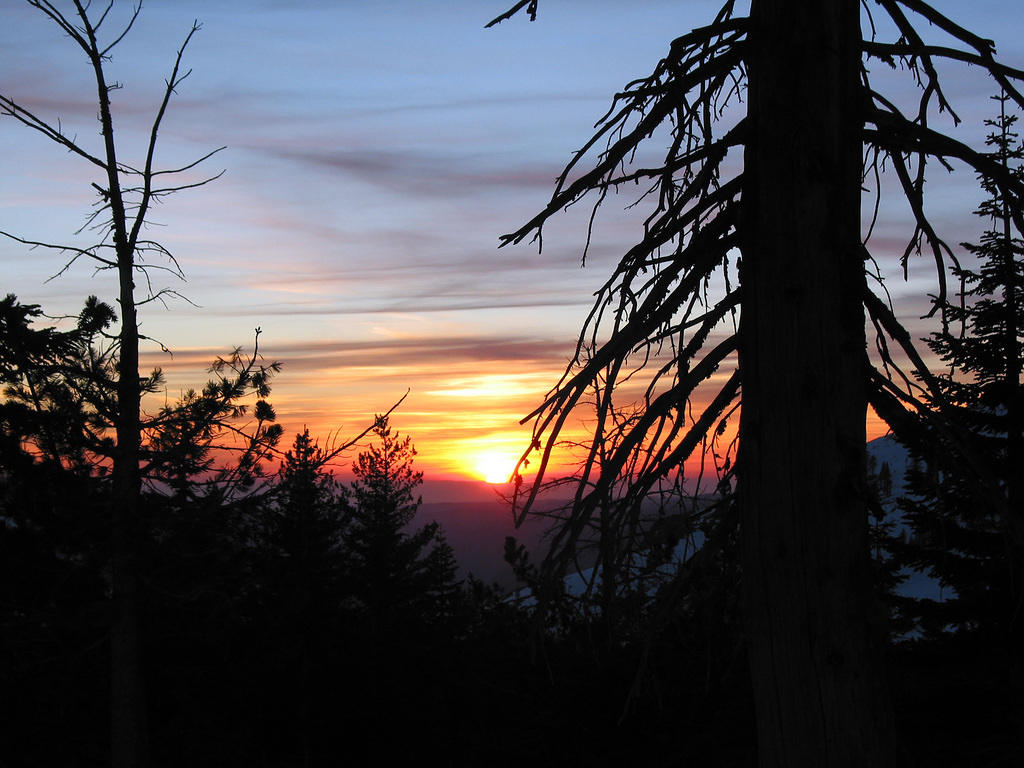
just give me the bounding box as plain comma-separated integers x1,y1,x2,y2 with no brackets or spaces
341,416,459,633
255,429,349,617
0,296,112,762
901,94,1024,646
1,294,121,473
245,429,349,765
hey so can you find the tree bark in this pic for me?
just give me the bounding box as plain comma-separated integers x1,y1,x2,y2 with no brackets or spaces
109,253,148,768
737,0,896,764
90,28,150,768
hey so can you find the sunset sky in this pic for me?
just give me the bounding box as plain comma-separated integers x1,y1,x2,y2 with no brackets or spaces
2,0,1023,488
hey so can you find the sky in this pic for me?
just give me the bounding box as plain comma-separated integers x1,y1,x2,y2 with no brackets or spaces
2,0,1024,490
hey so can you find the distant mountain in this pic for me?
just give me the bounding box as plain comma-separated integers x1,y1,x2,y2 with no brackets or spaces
417,496,554,587
866,434,912,499
418,479,512,506
867,435,948,603
418,440,942,599
412,478,577,587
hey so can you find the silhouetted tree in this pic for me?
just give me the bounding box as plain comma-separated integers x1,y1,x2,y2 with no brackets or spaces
490,0,1024,763
262,430,348,595
900,94,1024,646
0,298,111,762
0,4,230,762
341,416,460,635
240,429,348,765
0,291,284,764
1,294,119,472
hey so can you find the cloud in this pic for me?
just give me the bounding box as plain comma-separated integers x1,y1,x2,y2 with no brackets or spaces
140,334,576,391
249,143,566,200
262,334,574,369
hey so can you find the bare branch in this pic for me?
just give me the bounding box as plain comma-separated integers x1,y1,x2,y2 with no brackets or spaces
0,230,117,272
127,19,203,253
146,169,228,197
892,0,996,58
863,40,1024,84
0,96,107,169
318,389,411,465
149,146,227,176
99,1,142,58
26,1,89,48
485,0,537,28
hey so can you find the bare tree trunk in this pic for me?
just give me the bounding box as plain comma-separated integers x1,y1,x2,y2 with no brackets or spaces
92,25,149,766
3,6,231,765
109,260,148,768
737,0,895,764
109,471,148,768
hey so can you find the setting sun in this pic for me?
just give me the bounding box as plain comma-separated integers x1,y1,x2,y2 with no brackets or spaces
473,450,517,484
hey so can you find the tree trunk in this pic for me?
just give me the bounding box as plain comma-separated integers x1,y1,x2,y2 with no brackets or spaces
110,465,148,768
97,47,150,767
737,0,896,765
109,255,147,768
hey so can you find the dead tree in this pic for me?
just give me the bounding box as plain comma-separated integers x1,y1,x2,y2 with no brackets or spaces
1,3,224,766
490,0,1024,764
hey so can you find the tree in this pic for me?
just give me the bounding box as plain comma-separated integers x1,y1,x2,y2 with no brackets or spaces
254,428,351,654
1,5,230,765
490,1,1024,764
331,417,464,760
0,294,120,475
341,416,459,634
0,297,113,763
0,290,283,763
900,94,1024,645
263,430,348,589
244,429,350,765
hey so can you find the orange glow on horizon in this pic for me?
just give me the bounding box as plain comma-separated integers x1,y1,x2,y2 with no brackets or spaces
142,343,900,487
429,430,571,484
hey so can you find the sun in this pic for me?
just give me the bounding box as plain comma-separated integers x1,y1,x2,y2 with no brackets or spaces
473,450,516,484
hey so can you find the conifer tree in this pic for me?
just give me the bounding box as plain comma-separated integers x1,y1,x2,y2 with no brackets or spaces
0,294,120,474
258,429,349,618
0,289,282,766
246,429,349,765
341,416,459,632
900,94,1024,645
270,431,346,563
